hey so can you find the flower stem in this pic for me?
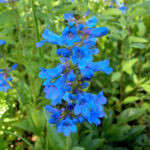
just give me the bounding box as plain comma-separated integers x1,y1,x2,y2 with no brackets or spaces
10,2,27,57
66,135,70,150
31,0,44,65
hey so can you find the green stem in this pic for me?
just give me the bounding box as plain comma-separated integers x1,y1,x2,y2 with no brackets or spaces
136,49,142,95
11,82,23,111
31,0,44,64
120,42,125,101
27,105,44,146
66,135,70,150
3,131,33,148
120,2,129,101
10,3,27,56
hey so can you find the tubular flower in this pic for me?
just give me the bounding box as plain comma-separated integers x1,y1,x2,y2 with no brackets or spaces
0,40,6,45
0,0,18,3
38,13,113,136
109,0,128,14
0,64,18,92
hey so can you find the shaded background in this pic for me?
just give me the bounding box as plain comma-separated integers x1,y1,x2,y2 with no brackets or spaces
0,0,150,149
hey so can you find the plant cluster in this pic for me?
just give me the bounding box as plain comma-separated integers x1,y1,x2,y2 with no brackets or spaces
37,13,113,136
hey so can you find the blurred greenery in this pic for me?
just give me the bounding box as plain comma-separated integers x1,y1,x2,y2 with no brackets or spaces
0,0,150,149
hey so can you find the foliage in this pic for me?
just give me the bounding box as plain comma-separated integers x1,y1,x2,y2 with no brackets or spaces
0,0,150,149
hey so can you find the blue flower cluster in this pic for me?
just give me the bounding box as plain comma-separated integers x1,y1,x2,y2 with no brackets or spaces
0,40,18,92
109,0,128,14
0,40,6,45
0,0,18,3
37,13,113,136
0,64,18,92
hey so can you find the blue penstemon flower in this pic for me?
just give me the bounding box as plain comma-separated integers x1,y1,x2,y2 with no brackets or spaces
0,64,18,92
109,0,128,14
0,40,6,45
0,0,18,3
38,12,113,136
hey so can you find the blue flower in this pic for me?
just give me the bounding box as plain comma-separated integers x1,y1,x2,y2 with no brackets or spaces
10,64,18,70
0,64,17,92
83,37,97,48
80,68,94,81
77,116,85,123
0,74,11,92
78,24,84,31
97,91,107,105
38,12,112,136
83,10,89,18
87,59,113,75
36,26,65,47
49,112,61,124
57,117,77,136
99,111,105,118
86,16,98,28
43,75,67,105
64,13,76,26
45,105,59,113
66,103,75,111
56,48,71,58
88,27,109,38
86,110,101,125
0,40,6,45
39,64,65,83
0,0,6,3
62,26,80,46
71,46,93,69
63,92,75,102
67,70,76,82
72,118,78,124
74,91,95,117
0,0,17,3
91,48,99,55
80,82,89,89
64,13,75,22
119,4,128,14
45,105,64,124
110,0,128,14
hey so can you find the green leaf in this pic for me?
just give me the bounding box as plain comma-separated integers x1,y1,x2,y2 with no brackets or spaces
141,84,150,93
72,147,85,150
123,96,140,104
0,10,15,27
133,74,138,84
125,85,136,93
123,58,138,74
55,3,78,15
138,22,146,35
12,119,33,132
126,126,146,141
34,137,43,150
129,8,148,16
87,138,104,150
131,43,146,49
102,110,115,130
111,72,121,82
129,36,148,43
142,103,150,111
104,125,131,142
3,131,33,148
117,108,144,124
33,77,42,97
80,133,92,148
0,137,8,149
103,8,122,15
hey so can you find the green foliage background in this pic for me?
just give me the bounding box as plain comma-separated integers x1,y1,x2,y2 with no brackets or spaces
0,0,150,149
